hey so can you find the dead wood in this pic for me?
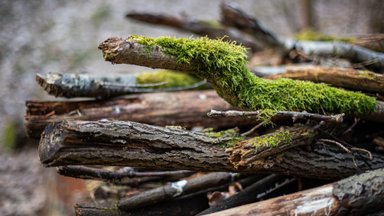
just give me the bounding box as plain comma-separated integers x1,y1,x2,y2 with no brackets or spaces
208,109,344,123
38,120,384,180
220,2,384,71
253,65,384,94
197,174,295,215
36,72,206,98
118,172,237,210
57,166,194,184
206,168,384,216
26,90,257,138
126,12,260,52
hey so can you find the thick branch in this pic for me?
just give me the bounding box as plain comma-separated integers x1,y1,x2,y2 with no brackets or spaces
98,37,193,71
126,12,260,52
25,90,257,138
254,66,384,94
207,168,384,216
39,120,384,179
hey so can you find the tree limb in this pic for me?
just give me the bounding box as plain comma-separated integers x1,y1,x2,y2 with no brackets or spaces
38,120,384,180
26,90,258,138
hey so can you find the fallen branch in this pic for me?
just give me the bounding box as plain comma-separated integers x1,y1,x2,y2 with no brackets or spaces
26,90,257,138
207,168,384,216
57,166,194,184
208,109,344,123
39,120,384,179
98,36,380,119
126,12,260,52
221,2,384,71
118,172,237,211
36,71,206,98
253,65,384,94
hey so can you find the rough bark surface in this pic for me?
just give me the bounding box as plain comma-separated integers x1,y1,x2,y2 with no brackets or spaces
39,120,384,179
264,66,384,94
26,90,257,138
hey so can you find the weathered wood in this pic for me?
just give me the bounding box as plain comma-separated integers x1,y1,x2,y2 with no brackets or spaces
221,2,384,71
197,175,294,215
254,66,384,94
126,12,260,52
36,72,206,98
26,90,257,138
39,120,384,179
118,172,237,210
57,166,194,184
207,168,384,216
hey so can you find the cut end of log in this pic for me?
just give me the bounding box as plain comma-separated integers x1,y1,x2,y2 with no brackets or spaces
36,73,64,97
38,122,65,166
98,37,124,62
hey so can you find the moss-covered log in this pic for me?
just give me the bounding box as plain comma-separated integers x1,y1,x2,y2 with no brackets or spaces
99,36,378,119
39,120,384,179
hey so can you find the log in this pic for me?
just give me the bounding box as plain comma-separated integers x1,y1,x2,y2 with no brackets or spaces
126,12,260,52
206,168,384,216
254,66,384,94
26,90,257,138
38,120,384,179
220,2,384,71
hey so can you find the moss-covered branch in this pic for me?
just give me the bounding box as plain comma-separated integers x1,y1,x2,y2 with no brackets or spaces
99,36,377,117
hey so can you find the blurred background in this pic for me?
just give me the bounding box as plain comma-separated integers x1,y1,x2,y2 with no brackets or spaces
0,0,383,215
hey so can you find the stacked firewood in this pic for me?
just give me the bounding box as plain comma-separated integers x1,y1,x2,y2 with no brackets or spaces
26,3,384,215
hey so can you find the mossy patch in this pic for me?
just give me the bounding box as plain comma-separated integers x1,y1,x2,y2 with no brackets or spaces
295,28,356,43
203,128,244,147
129,36,376,118
249,128,292,150
357,70,376,80
2,121,17,152
136,69,203,88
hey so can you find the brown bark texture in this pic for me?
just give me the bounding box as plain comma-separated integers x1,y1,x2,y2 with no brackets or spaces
39,119,384,180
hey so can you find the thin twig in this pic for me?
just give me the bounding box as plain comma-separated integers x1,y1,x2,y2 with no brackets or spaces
208,109,344,123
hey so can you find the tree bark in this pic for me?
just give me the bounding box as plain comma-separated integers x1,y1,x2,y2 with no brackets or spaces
254,66,384,94
26,90,257,138
39,120,384,180
206,168,384,216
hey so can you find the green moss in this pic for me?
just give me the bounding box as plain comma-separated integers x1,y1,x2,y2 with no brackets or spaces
249,128,292,149
2,121,17,152
203,128,244,147
136,69,203,88
295,28,356,43
357,70,376,80
199,20,225,29
129,36,376,117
